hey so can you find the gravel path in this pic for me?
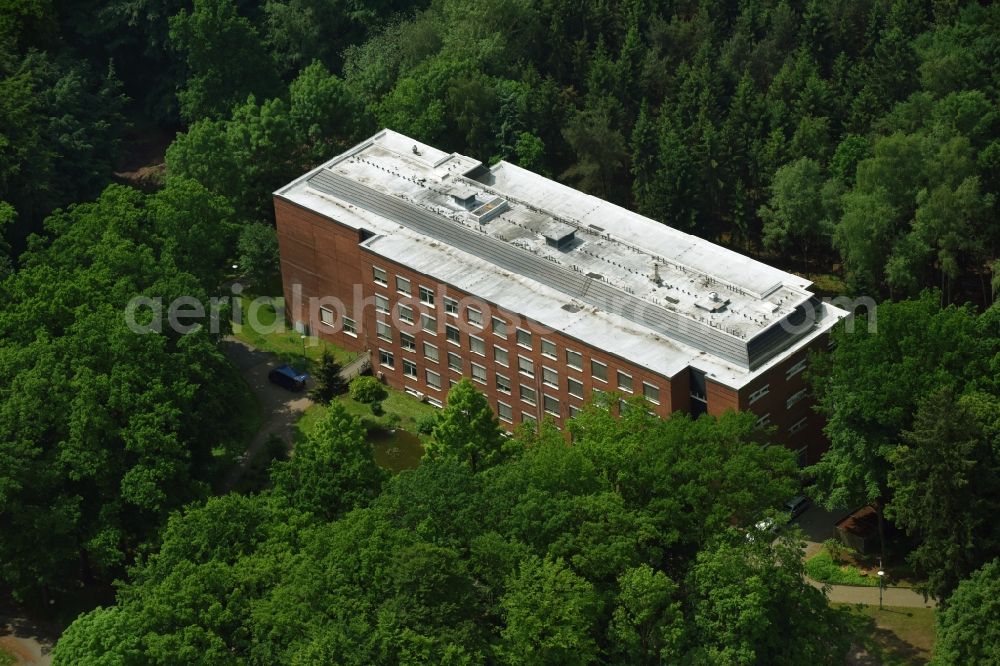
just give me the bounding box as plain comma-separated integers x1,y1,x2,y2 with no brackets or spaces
220,337,370,490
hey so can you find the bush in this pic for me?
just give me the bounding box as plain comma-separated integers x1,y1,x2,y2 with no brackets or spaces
824,538,850,563
416,414,437,435
310,349,346,403
350,376,387,404
370,401,384,416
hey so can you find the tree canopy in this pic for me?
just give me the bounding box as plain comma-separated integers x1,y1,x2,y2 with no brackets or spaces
53,397,849,664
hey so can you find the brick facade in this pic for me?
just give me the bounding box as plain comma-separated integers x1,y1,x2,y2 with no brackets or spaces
275,198,830,464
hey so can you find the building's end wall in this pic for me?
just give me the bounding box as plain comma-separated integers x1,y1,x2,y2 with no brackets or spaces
273,196,368,353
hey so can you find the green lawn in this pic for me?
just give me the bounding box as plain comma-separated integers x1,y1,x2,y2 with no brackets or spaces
806,549,880,587
231,295,358,374
806,543,920,588
296,387,439,473
838,603,936,665
0,647,16,666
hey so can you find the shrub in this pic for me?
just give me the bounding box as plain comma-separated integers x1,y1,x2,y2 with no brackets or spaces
350,376,387,404
416,414,437,435
824,538,850,563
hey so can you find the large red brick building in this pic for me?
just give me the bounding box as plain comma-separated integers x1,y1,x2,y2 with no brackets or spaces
274,130,846,465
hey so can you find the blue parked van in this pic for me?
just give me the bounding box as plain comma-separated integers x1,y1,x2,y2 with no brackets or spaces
268,365,309,392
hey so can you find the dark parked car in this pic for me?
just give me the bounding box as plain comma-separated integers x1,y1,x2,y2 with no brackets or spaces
268,365,309,392
785,495,810,519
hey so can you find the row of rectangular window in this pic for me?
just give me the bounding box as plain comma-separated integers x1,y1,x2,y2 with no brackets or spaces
380,355,657,424
374,268,663,401
386,327,656,403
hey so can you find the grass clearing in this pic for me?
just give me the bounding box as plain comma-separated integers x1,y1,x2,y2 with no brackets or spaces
806,549,880,587
837,603,936,665
231,295,358,373
297,387,439,473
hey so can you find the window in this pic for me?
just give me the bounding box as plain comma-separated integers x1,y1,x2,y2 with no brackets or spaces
444,297,458,315
319,307,336,327
642,381,660,404
541,339,556,359
467,307,483,327
756,413,772,428
396,275,411,295
498,401,513,422
494,346,509,367
421,314,437,334
379,349,394,368
373,266,387,286
449,378,459,389
398,304,414,324
471,363,486,384
520,384,536,406
448,352,462,372
426,370,441,389
795,446,808,467
543,394,559,416
516,328,532,349
568,377,583,399
496,373,511,394
423,342,439,362
446,324,461,345
786,359,807,380
492,316,507,338
569,404,581,418
591,359,608,382
542,366,558,387
521,412,537,425
376,321,392,341
518,355,534,377
786,388,807,409
617,371,633,392
403,359,417,378
419,286,435,305
619,398,631,415
748,384,770,404
469,335,485,356
789,417,808,435
343,317,356,336
375,294,390,314
399,332,416,352
566,349,583,370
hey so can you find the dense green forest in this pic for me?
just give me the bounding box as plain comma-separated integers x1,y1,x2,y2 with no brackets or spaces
1,0,999,662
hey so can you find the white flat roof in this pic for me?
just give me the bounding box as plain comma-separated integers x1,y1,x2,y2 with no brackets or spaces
276,129,847,387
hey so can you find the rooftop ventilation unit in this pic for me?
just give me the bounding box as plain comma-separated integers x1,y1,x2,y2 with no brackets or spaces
468,195,509,224
449,184,479,207
540,221,576,250
695,292,731,313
